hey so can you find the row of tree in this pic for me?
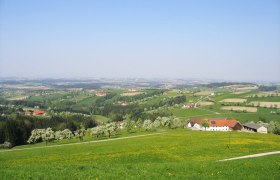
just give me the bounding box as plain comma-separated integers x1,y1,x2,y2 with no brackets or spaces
27,127,86,145
0,113,98,146
26,116,184,146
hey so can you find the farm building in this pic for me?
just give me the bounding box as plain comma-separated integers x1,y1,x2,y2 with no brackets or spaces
187,117,242,131
25,110,34,116
95,92,107,97
243,123,267,134
25,110,46,116
182,103,194,109
117,121,124,129
34,110,46,116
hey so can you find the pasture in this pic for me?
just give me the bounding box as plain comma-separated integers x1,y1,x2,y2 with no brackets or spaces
220,98,247,103
194,91,213,96
197,101,214,106
1,129,280,179
221,106,258,113
232,91,250,94
121,91,144,96
251,102,280,108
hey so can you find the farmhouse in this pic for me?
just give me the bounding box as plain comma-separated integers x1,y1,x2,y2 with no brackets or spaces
25,110,34,116
187,117,242,131
243,123,267,134
95,91,107,97
117,121,124,129
25,110,46,116
34,110,46,116
120,102,129,106
182,103,194,109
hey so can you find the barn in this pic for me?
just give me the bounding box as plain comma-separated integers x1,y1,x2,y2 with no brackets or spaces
243,123,267,134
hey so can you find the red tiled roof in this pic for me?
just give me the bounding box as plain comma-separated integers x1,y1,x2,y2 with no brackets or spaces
209,120,239,128
34,110,45,115
189,117,241,128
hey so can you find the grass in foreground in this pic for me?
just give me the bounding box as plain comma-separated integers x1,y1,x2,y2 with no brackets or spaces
0,129,280,179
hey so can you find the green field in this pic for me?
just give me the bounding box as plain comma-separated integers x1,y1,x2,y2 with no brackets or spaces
1,129,279,179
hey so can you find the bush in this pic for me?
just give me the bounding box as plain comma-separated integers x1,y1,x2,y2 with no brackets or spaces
0,141,13,149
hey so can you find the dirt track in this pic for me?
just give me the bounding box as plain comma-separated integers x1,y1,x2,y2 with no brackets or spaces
219,151,280,161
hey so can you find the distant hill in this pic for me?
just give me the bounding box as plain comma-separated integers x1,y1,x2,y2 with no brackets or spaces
205,82,255,88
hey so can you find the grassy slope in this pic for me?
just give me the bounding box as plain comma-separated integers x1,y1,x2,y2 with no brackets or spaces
1,129,280,179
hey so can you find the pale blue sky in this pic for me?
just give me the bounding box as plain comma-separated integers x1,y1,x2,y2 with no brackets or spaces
1,0,280,81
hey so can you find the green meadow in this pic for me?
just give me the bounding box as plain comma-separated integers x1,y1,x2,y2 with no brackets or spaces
1,129,279,179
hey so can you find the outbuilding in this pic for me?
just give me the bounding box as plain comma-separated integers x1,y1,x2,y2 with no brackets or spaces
243,123,267,134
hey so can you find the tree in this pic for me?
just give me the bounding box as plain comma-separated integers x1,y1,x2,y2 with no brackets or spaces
4,120,18,146
170,117,182,129
83,119,97,129
153,119,161,129
135,118,143,129
41,128,55,146
104,122,117,138
55,130,63,142
202,120,209,131
66,121,77,132
142,120,153,131
123,115,133,133
62,129,73,142
90,126,104,139
27,129,45,144
273,123,280,135
161,117,171,127
74,127,86,141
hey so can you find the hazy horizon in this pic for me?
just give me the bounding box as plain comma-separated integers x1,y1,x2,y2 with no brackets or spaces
1,0,280,82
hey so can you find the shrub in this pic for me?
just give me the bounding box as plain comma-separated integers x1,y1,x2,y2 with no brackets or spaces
0,141,13,149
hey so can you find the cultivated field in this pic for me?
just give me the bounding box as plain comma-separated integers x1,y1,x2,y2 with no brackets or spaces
194,91,213,96
251,101,280,108
197,101,214,106
232,91,250,94
235,86,258,91
220,98,247,103
247,92,280,98
7,96,29,100
221,106,258,113
121,92,144,96
1,130,279,179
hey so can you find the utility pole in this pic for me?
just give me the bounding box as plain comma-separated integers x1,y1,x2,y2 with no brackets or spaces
228,130,231,148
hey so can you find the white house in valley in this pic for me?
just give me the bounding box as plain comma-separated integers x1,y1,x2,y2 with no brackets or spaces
187,117,243,131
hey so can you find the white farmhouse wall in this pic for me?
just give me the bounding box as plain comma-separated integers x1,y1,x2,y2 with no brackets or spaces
257,126,267,134
193,123,201,129
205,126,229,131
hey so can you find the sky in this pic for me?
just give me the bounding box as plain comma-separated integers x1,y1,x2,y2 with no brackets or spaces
0,0,280,82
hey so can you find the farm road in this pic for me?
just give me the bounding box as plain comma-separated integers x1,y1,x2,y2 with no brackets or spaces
0,132,165,153
219,151,280,161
